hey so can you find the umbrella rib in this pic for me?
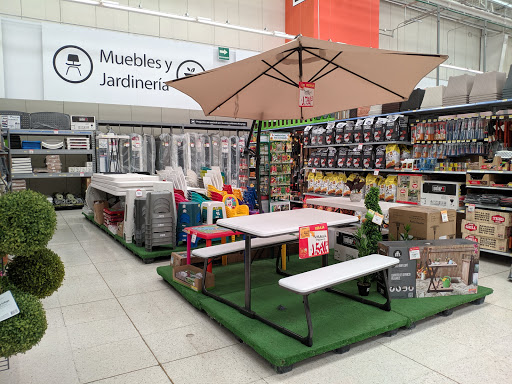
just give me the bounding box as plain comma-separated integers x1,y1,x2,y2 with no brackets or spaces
207,49,297,115
261,60,299,87
308,52,342,83
263,73,297,88
304,48,406,99
311,66,339,83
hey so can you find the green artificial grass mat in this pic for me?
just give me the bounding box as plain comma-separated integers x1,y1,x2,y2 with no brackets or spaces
156,253,493,368
83,213,192,259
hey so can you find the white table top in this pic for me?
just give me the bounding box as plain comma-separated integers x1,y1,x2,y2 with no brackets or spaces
308,196,405,215
216,208,358,238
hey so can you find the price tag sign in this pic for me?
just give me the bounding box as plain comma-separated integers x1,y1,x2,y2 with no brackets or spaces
441,210,449,223
164,142,169,147
53,130,59,134
467,204,475,212
409,247,421,260
373,170,379,176
357,143,363,150
0,291,20,323
366,209,384,225
29,149,34,154
298,82,315,108
191,234,197,243
135,189,143,197
299,223,329,259
79,172,84,176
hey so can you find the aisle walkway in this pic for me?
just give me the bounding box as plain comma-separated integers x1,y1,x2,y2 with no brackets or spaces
1,210,512,384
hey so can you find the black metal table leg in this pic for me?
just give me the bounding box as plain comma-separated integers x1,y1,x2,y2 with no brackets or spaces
245,234,252,311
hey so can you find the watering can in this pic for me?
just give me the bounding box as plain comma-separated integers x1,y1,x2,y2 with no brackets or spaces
442,276,451,288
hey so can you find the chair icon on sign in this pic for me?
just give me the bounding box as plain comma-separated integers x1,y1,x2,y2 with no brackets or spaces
66,54,81,76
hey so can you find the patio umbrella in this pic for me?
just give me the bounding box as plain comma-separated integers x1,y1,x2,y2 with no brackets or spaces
166,35,447,121
166,36,447,211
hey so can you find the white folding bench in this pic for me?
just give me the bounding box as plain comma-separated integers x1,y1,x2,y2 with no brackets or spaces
192,234,298,267
278,254,399,347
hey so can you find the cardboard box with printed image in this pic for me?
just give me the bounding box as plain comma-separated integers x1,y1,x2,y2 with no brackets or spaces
171,251,204,267
466,208,512,226
461,232,509,252
333,226,359,262
378,239,480,299
461,219,511,240
388,206,456,241
173,264,214,292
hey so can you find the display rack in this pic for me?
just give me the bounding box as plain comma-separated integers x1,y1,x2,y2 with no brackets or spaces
268,132,291,212
4,129,96,193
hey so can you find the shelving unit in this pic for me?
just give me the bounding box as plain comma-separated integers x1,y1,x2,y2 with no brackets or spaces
465,203,512,212
466,185,512,191
268,132,292,212
304,141,410,149
4,129,96,195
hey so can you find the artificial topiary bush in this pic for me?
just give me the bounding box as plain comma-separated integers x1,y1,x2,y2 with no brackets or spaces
6,249,65,299
0,190,57,255
0,281,47,358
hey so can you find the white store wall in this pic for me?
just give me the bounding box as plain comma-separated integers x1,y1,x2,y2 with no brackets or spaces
1,0,510,124
0,0,285,126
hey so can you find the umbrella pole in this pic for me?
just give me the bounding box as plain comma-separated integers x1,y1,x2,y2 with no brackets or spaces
255,120,263,213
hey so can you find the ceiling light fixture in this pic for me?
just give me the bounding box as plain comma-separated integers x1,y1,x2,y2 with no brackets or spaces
439,63,483,74
63,0,294,39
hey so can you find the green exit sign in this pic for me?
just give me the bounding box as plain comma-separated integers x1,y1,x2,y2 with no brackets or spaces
218,47,230,61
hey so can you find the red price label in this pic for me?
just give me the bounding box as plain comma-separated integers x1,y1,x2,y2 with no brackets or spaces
299,82,315,108
299,223,329,259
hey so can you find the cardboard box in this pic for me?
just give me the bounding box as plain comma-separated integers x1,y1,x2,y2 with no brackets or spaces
397,174,422,205
117,222,124,237
466,173,494,186
421,180,463,210
93,200,108,225
171,251,204,267
333,226,359,262
461,232,509,252
469,155,510,171
378,239,480,299
461,219,511,240
389,206,456,241
466,208,512,226
173,264,214,292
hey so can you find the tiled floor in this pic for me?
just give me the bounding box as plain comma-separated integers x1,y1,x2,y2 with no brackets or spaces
1,210,511,384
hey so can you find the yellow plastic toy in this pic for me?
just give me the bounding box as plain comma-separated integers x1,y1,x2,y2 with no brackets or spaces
207,184,227,199
222,194,249,218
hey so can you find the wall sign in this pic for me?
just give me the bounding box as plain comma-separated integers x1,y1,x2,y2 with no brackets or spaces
293,0,307,6
0,18,257,109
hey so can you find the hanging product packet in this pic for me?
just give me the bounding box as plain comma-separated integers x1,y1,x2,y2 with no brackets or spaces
335,122,345,144
385,115,400,141
327,147,338,168
363,117,375,143
374,145,386,169
337,147,348,168
312,150,321,168
319,148,329,168
398,115,409,141
345,148,353,168
373,117,387,142
362,146,375,169
303,125,313,146
353,119,364,143
325,122,335,145
386,144,401,169
316,125,326,146
343,121,354,143
352,146,363,169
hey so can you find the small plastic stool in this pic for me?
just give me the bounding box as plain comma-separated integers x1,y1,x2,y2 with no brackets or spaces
201,201,227,224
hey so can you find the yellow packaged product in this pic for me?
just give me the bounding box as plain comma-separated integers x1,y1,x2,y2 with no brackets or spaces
335,173,346,196
307,172,315,192
378,177,386,200
327,174,337,195
314,172,324,193
365,174,378,189
385,175,398,202
385,144,400,169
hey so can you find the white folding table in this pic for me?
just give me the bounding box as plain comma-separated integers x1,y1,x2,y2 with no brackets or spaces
308,196,405,215
215,208,358,312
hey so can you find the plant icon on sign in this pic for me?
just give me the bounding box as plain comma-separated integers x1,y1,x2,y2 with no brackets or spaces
176,60,205,79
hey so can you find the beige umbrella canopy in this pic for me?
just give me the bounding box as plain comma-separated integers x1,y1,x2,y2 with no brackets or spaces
166,35,447,121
